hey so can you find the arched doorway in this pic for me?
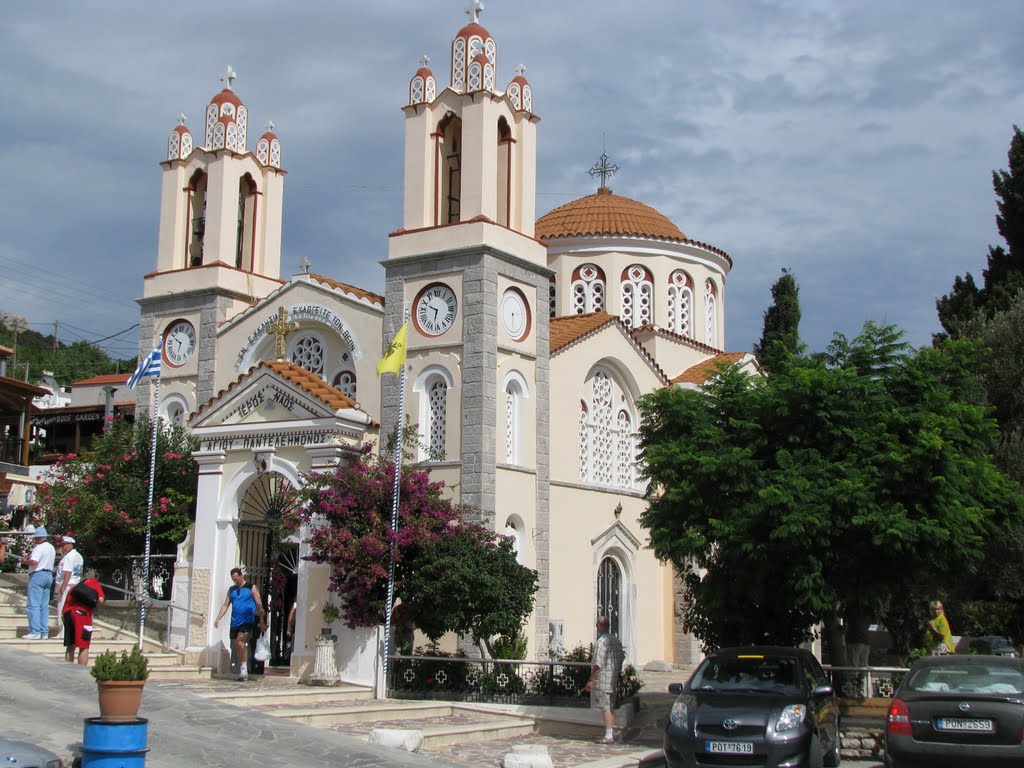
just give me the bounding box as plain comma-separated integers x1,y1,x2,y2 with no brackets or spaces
597,556,621,637
238,471,300,671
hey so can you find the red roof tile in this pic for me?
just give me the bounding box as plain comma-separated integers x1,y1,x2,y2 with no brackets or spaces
671,352,749,385
69,373,131,387
537,188,686,241
307,273,385,307
550,312,619,353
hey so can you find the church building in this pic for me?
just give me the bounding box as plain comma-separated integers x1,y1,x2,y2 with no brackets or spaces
137,6,757,683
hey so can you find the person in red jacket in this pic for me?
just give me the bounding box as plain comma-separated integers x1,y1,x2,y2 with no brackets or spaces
63,576,105,665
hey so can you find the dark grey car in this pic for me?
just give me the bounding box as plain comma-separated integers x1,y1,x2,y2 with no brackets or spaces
884,654,1024,767
663,646,841,768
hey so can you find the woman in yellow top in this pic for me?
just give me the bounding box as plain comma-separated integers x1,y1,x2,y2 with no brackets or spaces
927,601,955,654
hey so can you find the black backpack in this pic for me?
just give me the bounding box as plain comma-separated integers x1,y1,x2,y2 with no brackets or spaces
70,581,99,608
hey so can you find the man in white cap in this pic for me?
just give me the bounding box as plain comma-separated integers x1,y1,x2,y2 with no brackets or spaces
54,535,83,635
20,526,56,639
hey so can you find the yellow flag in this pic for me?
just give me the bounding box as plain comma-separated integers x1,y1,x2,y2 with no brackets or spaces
376,322,408,376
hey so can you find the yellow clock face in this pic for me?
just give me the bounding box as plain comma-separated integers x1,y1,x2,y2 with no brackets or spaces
414,283,458,336
163,320,196,367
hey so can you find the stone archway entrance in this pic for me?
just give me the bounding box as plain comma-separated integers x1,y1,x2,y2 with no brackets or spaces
238,471,300,671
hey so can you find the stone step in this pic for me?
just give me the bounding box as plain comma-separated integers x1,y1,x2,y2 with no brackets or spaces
146,665,210,681
418,716,536,748
273,700,458,727
573,750,666,768
332,710,537,748
203,684,373,708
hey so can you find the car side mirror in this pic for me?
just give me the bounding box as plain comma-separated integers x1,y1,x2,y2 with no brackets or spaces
812,683,834,697
668,683,684,695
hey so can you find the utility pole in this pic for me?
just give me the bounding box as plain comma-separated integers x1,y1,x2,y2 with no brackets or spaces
53,320,59,366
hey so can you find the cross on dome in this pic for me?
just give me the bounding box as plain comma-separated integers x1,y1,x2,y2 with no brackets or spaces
514,64,527,77
419,54,431,68
465,0,484,24
588,151,619,189
177,113,187,126
265,120,275,132
219,64,237,90
299,256,311,274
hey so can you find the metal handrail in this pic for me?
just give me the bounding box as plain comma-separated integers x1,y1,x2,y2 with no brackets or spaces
94,580,205,652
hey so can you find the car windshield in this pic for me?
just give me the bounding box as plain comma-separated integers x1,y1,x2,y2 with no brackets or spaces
690,654,801,694
906,663,1024,695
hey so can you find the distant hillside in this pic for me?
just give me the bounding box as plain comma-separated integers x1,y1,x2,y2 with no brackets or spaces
0,316,136,386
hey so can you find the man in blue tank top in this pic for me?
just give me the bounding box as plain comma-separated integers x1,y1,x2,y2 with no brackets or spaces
214,567,266,681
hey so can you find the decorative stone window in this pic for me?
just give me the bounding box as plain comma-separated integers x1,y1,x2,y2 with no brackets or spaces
330,352,357,400
579,368,638,490
503,371,529,465
667,270,694,337
705,280,718,348
290,333,325,376
549,276,557,318
414,366,452,462
571,264,606,315
620,265,653,329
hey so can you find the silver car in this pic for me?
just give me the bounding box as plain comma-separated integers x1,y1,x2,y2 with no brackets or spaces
0,736,65,768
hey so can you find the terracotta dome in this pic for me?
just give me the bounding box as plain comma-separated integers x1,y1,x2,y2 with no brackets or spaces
536,188,686,241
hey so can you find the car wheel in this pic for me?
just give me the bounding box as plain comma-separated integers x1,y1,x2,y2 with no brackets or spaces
808,734,824,768
823,730,841,767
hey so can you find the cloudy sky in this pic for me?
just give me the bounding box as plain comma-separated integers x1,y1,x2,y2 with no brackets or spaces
2,0,1022,365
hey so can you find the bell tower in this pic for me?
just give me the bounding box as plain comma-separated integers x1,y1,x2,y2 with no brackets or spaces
382,2,552,656
138,67,286,417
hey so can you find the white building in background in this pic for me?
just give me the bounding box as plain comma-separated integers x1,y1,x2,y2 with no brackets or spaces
135,9,758,682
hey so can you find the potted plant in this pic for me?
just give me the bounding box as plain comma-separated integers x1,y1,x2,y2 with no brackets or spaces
91,646,150,722
320,603,341,639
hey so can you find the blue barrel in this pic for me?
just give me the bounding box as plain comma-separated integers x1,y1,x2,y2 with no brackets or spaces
81,717,149,768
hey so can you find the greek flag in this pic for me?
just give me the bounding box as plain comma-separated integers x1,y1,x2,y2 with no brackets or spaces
127,343,162,389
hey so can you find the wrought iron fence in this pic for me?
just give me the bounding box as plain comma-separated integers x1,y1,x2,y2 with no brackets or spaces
87,554,176,601
824,665,909,698
388,655,607,707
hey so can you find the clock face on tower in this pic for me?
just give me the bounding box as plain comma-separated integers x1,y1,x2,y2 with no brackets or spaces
163,320,196,367
414,283,458,336
501,288,531,341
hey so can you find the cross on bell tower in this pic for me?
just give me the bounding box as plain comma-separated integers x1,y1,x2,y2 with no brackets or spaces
465,0,484,24
219,64,237,90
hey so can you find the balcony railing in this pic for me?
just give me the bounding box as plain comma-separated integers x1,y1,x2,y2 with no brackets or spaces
1,435,24,465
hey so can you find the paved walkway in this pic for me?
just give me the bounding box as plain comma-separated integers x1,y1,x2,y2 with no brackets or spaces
0,646,884,767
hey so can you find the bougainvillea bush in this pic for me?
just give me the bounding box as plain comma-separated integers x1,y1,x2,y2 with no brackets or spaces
298,445,537,651
33,416,198,559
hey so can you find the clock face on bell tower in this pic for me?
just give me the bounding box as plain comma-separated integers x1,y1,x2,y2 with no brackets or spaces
163,319,196,367
414,283,458,336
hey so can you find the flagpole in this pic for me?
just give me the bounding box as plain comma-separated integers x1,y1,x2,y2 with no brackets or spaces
138,372,161,647
381,310,408,696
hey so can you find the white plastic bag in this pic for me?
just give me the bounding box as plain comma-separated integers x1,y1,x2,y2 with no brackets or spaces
254,631,271,662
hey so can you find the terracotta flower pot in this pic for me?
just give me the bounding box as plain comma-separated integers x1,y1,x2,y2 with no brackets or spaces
97,680,146,722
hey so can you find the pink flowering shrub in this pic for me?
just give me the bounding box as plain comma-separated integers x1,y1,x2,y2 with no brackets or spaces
32,416,198,559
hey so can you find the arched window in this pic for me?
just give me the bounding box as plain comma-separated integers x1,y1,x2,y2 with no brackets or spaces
503,371,528,465
437,114,462,225
705,280,718,347
415,366,452,462
505,515,525,565
571,264,606,315
235,174,258,271
597,556,622,637
330,351,357,400
161,394,189,428
579,368,638,489
187,170,208,268
289,333,325,376
496,117,512,228
667,270,693,337
620,265,653,328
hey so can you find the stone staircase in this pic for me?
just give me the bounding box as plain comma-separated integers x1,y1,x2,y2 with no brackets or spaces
0,582,208,680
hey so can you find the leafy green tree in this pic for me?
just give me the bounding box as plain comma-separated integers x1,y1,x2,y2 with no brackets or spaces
753,269,802,374
32,416,199,559
0,313,135,384
938,126,1024,337
637,323,1024,653
403,531,538,657
299,448,538,648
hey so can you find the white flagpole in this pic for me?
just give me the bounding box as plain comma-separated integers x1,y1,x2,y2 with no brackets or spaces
381,310,409,696
138,374,161,647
